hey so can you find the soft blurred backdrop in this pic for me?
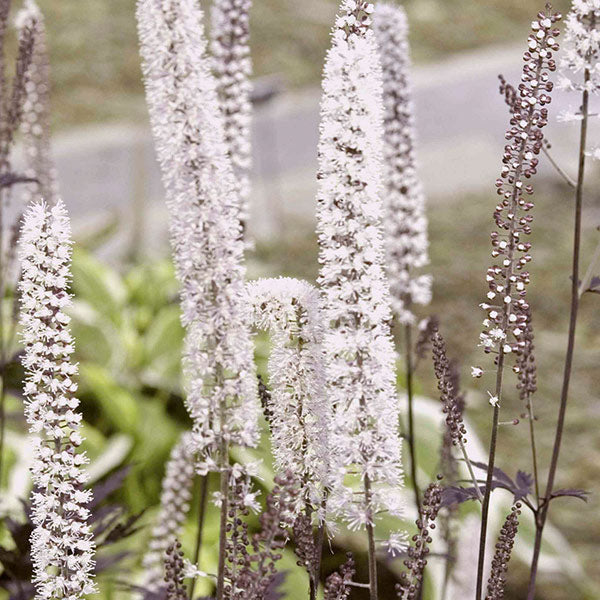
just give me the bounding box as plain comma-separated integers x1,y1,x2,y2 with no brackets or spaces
2,0,600,599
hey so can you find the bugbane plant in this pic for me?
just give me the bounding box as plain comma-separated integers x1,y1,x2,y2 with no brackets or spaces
16,0,58,206
19,200,96,600
211,0,253,229
475,7,561,598
248,277,330,511
316,0,404,594
136,0,259,466
142,431,196,590
373,2,431,325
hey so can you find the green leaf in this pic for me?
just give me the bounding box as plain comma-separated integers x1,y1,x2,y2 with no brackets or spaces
71,249,127,324
79,363,139,434
70,300,121,367
141,305,184,390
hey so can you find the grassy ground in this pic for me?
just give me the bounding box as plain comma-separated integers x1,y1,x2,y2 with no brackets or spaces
251,178,600,599
1,0,571,128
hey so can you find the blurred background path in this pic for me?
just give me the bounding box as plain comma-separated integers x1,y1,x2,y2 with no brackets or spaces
12,41,599,252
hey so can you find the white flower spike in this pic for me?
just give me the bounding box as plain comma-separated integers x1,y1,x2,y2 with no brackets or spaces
211,0,253,229
19,200,97,600
316,0,404,527
374,3,431,325
136,0,260,463
248,277,330,513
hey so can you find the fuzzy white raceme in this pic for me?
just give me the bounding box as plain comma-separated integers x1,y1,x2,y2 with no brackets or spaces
211,0,253,227
374,3,431,325
248,277,330,512
142,431,196,589
19,200,96,600
15,0,59,205
136,0,260,466
558,0,600,95
316,0,404,529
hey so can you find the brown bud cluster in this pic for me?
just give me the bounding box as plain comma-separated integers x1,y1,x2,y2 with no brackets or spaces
164,541,189,600
485,504,521,600
431,326,467,446
396,482,443,600
224,471,300,599
514,305,537,400
324,552,355,600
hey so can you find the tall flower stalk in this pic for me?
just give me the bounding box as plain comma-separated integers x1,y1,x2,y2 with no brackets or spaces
316,2,405,597
373,2,431,514
474,8,560,599
527,2,598,597
19,200,96,600
211,0,253,232
136,2,259,598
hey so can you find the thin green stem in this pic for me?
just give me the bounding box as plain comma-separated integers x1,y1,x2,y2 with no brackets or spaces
474,376,503,600
526,69,590,600
215,449,230,600
364,475,378,600
404,323,421,514
0,372,6,488
189,475,209,599
458,439,483,502
309,519,325,600
526,395,540,504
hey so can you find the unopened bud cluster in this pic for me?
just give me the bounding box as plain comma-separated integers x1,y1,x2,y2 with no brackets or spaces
396,482,443,600
485,504,521,600
431,327,468,446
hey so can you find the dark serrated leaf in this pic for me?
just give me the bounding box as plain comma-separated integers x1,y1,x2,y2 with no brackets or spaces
470,462,533,502
550,488,589,502
89,464,133,508
514,470,534,500
441,485,482,507
265,571,288,600
470,460,514,487
103,511,145,545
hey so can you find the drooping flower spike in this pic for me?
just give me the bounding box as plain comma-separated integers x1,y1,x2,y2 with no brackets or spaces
136,0,260,466
248,277,330,512
374,2,431,325
316,0,404,528
19,200,96,600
